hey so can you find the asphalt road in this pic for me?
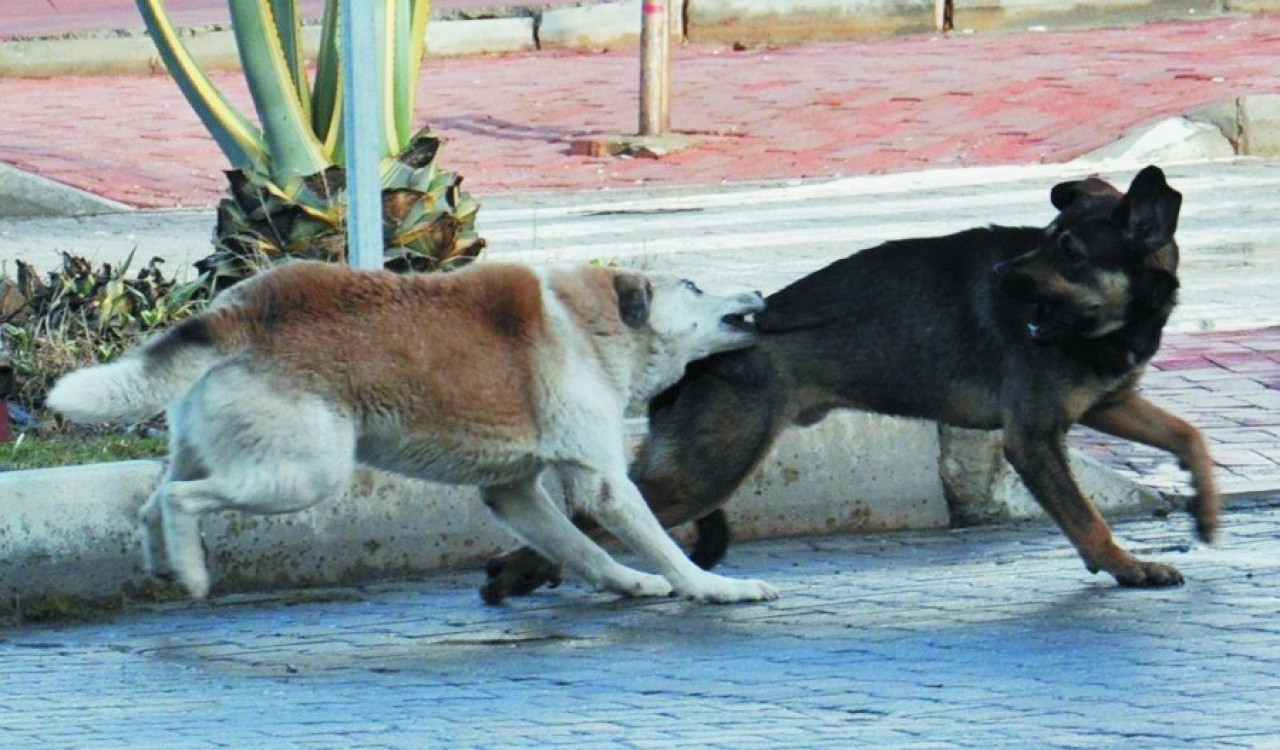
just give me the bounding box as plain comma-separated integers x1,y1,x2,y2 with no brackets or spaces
7,159,1280,334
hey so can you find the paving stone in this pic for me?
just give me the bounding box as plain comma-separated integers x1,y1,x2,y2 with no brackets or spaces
1,498,1277,746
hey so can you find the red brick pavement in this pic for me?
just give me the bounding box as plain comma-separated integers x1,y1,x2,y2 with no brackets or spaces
1072,327,1280,498
1,16,1279,208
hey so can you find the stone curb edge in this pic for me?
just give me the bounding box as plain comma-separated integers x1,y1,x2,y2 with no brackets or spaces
0,412,1182,614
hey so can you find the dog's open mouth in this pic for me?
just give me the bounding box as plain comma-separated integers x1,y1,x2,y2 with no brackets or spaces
721,312,757,332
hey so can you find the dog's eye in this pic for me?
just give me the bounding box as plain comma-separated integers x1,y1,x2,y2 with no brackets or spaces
681,279,703,295
1057,232,1086,262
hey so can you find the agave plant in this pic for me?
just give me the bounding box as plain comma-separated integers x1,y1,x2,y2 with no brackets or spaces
138,0,485,289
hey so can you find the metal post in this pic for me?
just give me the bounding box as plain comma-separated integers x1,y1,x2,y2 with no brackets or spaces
935,0,954,32
341,0,385,270
639,0,671,136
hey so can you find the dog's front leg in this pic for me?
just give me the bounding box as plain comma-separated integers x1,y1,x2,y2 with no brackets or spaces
1081,394,1220,543
583,470,778,604
1003,426,1184,587
481,477,673,599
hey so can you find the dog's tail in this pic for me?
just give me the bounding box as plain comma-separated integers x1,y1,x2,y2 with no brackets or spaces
46,312,240,424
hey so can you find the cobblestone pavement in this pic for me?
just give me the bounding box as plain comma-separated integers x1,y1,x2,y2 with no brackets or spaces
1074,326,1280,498
1,496,1276,748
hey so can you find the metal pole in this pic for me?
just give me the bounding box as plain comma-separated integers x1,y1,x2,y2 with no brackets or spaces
341,0,385,270
639,0,671,136
935,0,954,32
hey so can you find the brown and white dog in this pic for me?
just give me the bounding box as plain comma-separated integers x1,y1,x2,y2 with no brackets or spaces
48,260,777,604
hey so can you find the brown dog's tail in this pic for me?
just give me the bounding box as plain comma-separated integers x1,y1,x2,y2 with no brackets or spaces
46,308,245,424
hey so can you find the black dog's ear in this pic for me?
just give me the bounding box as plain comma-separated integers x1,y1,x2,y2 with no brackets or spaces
1113,165,1182,254
614,272,652,328
1050,176,1122,211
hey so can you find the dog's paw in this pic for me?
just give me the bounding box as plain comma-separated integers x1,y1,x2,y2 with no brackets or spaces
481,548,564,605
1113,560,1185,588
678,573,779,604
605,571,674,599
177,568,211,599
1188,492,1220,545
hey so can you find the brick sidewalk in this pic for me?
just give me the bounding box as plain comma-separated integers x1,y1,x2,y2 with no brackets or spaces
1073,327,1280,498
0,16,1278,207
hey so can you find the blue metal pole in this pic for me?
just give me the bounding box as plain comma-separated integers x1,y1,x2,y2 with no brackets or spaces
341,0,384,270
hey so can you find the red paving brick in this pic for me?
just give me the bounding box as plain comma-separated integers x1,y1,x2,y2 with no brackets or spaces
1,16,1279,208
1073,328,1280,497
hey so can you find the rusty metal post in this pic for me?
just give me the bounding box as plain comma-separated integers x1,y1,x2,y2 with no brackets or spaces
639,0,671,136
935,0,955,32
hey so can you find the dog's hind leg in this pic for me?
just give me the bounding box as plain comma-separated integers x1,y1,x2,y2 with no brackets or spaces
1081,394,1220,543
632,348,786,530
156,367,358,598
156,478,233,598
139,432,206,583
482,477,674,599
1003,425,1184,587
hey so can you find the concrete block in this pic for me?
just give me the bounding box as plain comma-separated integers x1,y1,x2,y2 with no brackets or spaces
1240,95,1280,157
1225,0,1280,10
687,0,934,43
1077,116,1235,166
0,460,517,609
939,427,1164,527
540,0,641,49
0,163,131,219
728,412,949,539
0,35,157,76
0,411,950,610
0,461,163,606
930,0,1218,33
1189,100,1243,146
427,17,536,57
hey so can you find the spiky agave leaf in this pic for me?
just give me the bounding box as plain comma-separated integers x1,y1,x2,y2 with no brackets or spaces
198,167,348,290
382,131,485,273
196,133,483,287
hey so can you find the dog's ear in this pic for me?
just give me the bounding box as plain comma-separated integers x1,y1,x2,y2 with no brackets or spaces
1114,165,1182,255
1050,176,1122,211
614,272,652,329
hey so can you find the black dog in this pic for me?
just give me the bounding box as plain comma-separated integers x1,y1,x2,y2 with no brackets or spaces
484,165,1219,602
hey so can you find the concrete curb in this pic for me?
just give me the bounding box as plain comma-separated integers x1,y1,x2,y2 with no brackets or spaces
0,411,1166,613
0,163,131,219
